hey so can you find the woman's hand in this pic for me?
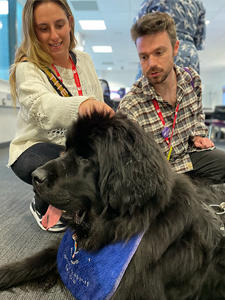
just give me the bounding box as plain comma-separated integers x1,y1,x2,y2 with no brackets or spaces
79,98,115,117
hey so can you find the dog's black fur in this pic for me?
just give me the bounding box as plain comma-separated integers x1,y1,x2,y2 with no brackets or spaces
1,112,225,299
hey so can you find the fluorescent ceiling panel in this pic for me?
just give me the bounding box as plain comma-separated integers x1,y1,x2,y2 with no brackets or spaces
92,46,112,53
79,20,106,30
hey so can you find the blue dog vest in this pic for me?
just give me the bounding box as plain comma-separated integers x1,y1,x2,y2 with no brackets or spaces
57,229,144,299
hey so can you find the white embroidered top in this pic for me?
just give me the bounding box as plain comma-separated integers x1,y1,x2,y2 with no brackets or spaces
8,50,103,166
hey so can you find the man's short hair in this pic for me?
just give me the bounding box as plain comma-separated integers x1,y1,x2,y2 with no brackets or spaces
131,12,177,48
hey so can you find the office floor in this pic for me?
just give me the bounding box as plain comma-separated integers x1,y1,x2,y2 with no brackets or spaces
1,140,225,299
0,146,74,299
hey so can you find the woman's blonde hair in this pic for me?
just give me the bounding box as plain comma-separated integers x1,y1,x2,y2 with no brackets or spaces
10,0,77,105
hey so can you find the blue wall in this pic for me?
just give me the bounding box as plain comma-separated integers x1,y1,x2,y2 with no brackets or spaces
0,14,9,80
0,1,23,80
17,1,22,47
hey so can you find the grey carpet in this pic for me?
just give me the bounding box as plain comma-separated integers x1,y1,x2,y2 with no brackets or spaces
0,146,74,299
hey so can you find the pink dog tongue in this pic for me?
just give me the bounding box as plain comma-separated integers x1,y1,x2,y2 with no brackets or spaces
41,205,62,230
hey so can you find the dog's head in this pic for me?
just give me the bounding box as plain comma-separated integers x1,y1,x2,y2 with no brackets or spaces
32,112,174,241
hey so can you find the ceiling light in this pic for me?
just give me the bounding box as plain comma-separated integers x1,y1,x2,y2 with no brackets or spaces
92,46,112,53
0,1,8,15
205,20,210,25
79,20,106,30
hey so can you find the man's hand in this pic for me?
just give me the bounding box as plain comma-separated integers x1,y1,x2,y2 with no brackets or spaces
79,98,115,117
193,136,214,149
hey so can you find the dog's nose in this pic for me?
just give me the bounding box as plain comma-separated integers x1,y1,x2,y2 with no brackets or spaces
32,168,48,184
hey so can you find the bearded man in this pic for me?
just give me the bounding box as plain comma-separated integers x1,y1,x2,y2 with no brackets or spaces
119,12,225,183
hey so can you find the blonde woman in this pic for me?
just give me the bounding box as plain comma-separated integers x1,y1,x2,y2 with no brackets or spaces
9,0,113,232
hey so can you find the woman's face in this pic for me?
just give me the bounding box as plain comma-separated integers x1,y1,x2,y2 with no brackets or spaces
34,1,72,64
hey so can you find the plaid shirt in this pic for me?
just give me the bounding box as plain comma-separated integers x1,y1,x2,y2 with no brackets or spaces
118,65,210,173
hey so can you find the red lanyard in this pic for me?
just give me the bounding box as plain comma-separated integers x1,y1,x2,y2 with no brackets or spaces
52,56,83,96
152,99,179,147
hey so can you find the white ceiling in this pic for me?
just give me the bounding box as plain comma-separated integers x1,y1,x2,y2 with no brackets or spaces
20,0,225,89
68,0,225,89
69,0,143,89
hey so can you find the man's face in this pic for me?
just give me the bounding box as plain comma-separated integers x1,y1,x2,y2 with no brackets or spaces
136,31,179,85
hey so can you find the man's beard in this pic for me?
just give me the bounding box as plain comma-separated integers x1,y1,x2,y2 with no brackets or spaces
145,64,173,85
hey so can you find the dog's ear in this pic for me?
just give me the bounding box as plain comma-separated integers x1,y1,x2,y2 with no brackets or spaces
95,114,174,216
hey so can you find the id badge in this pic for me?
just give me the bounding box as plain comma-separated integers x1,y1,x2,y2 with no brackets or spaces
161,126,170,139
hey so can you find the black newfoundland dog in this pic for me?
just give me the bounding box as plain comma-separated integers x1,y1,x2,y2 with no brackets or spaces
0,112,225,299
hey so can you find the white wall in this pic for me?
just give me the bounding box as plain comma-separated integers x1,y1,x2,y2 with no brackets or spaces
98,65,225,111
97,69,137,92
1,65,225,144
0,79,17,144
4,65,223,107
0,107,17,144
201,66,225,110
